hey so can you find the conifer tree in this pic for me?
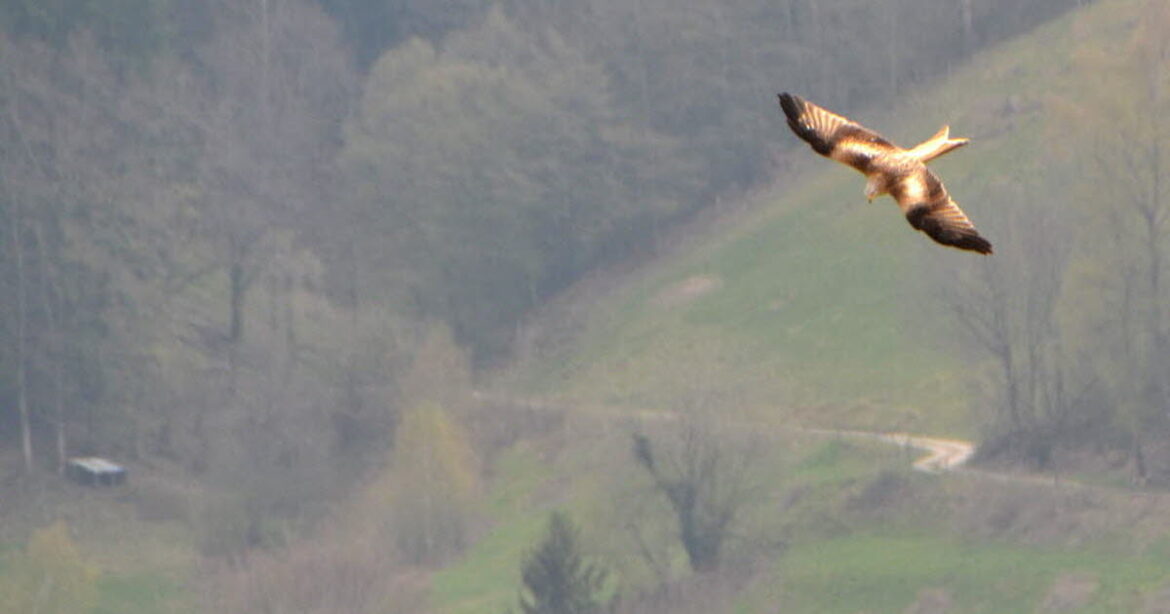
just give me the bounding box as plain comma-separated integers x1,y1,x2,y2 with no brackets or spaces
517,512,614,614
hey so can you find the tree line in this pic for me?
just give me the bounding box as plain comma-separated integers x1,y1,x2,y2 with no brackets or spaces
941,0,1170,482
0,0,1085,486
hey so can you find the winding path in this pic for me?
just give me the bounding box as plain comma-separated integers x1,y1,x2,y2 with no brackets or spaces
817,429,976,473
474,392,977,473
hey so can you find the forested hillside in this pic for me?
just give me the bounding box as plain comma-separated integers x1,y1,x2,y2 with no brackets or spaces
0,0,1135,612
0,0,1083,480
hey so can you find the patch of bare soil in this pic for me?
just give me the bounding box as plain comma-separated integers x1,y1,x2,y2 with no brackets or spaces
903,587,953,614
1142,582,1170,614
652,275,722,308
1039,572,1099,612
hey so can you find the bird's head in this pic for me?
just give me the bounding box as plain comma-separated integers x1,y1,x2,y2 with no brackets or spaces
863,175,886,203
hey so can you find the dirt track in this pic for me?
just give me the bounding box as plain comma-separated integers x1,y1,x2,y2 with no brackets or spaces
474,392,977,473
823,430,975,473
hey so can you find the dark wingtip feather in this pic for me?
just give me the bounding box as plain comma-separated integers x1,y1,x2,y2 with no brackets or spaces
906,205,993,255
777,92,802,123
954,235,993,255
778,92,834,155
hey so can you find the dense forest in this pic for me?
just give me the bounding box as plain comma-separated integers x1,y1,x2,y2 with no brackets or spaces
0,0,1083,478
16,0,1170,611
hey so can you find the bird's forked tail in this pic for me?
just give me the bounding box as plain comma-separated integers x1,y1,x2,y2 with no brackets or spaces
908,125,969,163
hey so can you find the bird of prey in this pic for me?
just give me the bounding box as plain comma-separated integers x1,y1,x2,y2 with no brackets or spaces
777,92,992,254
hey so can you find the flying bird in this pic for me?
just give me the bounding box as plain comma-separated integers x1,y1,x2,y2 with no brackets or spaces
777,92,992,254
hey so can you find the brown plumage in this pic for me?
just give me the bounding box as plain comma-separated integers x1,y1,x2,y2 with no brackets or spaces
778,92,991,255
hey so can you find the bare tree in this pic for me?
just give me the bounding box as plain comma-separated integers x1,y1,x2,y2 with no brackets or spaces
940,179,1092,468
1051,0,1170,479
31,225,67,472
0,31,128,472
959,0,976,53
7,188,32,473
189,0,353,344
630,414,761,573
0,34,43,475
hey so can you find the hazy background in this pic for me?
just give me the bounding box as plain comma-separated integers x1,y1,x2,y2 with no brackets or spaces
4,0,1170,612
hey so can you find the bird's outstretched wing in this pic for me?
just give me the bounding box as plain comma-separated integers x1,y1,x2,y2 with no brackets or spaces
894,169,993,255
778,91,992,254
778,92,899,173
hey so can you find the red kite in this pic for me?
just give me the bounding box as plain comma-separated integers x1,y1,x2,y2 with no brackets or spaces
778,93,991,254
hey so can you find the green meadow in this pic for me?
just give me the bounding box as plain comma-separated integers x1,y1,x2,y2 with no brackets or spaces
456,1,1170,611
510,0,1120,439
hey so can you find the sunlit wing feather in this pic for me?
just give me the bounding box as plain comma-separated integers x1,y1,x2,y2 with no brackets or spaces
777,92,898,174
896,170,993,255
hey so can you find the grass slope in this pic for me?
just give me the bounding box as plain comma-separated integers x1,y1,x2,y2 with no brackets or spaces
435,421,1170,614
750,532,1170,613
509,0,1132,437
439,2,1170,613
432,430,908,614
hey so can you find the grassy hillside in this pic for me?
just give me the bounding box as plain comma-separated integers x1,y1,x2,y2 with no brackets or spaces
506,0,1127,437
431,423,912,614
747,531,1170,614
430,2,1170,611
434,417,1170,614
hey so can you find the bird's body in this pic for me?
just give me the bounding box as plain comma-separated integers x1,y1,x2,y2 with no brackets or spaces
777,92,992,254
